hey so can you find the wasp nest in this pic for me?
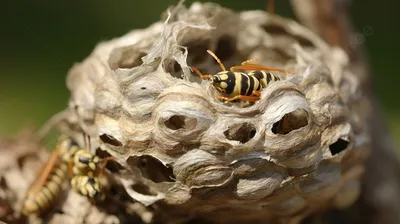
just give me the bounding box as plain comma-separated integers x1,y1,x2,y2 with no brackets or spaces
59,2,371,223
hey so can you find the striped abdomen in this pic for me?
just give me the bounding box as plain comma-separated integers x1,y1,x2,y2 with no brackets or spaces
22,161,67,216
248,70,280,88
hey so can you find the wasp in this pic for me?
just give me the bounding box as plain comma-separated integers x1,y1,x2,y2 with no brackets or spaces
69,149,112,199
64,135,112,200
58,135,112,199
57,135,100,175
192,50,292,102
21,136,112,216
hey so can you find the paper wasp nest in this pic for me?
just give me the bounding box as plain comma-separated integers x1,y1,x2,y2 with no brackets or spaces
60,2,371,223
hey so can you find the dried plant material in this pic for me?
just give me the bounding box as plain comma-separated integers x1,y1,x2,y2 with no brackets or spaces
0,129,47,223
44,2,371,224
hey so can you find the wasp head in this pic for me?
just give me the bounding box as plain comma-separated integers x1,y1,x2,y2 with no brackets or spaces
87,177,104,199
210,73,228,94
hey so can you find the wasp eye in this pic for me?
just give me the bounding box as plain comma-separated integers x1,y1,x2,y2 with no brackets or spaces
212,76,221,83
92,189,98,197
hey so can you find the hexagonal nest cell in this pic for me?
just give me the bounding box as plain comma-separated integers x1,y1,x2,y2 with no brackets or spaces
224,122,256,143
48,2,371,224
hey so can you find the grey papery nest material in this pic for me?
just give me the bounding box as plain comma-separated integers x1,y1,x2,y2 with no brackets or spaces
30,2,371,224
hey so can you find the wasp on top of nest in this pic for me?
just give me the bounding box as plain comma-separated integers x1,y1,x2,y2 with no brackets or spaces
192,50,293,102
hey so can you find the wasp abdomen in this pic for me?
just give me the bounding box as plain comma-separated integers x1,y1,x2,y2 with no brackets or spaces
22,162,68,216
249,70,280,88
239,73,262,96
214,71,262,97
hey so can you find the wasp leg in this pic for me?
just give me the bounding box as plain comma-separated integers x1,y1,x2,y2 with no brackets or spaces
242,58,261,66
192,67,212,80
230,64,295,74
216,94,260,102
252,90,262,97
99,157,114,177
68,159,74,177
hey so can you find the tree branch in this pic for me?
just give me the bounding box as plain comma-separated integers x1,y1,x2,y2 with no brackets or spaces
291,0,400,223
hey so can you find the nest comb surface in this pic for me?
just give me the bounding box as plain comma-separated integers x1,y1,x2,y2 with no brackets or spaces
60,2,371,223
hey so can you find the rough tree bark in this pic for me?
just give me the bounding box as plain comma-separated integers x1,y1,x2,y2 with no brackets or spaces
291,1,400,223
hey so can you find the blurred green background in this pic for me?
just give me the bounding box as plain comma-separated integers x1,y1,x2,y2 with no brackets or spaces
0,1,398,147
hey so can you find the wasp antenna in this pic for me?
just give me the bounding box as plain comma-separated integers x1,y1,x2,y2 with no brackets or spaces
83,133,87,149
88,135,91,151
192,67,212,79
207,50,226,71
83,133,91,151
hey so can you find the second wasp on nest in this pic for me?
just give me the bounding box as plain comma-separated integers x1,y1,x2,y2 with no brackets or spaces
21,136,112,216
44,2,371,224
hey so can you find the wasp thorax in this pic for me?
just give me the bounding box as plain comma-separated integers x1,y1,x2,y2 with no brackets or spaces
58,137,80,162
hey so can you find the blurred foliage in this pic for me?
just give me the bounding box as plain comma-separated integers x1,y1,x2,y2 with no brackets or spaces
0,0,398,147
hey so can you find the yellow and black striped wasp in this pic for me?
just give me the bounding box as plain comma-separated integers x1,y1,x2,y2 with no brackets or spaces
21,136,113,216
59,135,113,199
192,50,293,102
70,151,113,199
21,142,68,216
